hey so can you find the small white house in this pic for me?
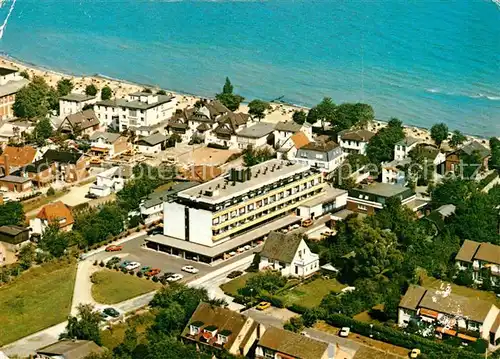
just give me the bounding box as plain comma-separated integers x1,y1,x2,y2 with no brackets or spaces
259,231,319,278
382,158,410,185
394,137,421,161
88,166,128,197
235,122,275,150
135,133,167,155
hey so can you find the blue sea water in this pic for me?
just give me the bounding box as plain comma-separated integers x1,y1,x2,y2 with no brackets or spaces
0,0,499,136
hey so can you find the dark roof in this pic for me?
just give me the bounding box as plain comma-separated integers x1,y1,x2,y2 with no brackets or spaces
275,121,302,133
399,285,427,311
456,240,500,265
59,93,95,102
0,225,29,244
260,231,303,263
0,175,32,184
137,133,167,146
258,327,329,359
42,149,84,165
0,67,17,76
90,131,121,143
197,122,211,132
23,159,54,173
455,240,481,263
141,182,198,209
339,129,375,142
96,94,174,111
350,183,412,198
37,340,103,359
460,141,490,159
63,109,100,130
181,302,251,350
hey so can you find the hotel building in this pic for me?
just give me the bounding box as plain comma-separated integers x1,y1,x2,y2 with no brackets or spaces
147,159,327,263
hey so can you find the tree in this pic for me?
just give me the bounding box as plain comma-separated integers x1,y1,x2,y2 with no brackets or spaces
489,137,500,169
248,99,271,120
142,88,153,93
152,302,186,335
60,304,101,344
283,316,304,333
239,271,287,296
215,77,244,111
335,103,374,130
366,118,405,166
242,146,274,167
33,118,53,146
38,223,69,257
306,97,336,126
430,177,477,207
18,243,36,269
20,70,30,79
157,89,167,95
57,78,74,96
101,86,113,100
449,130,466,148
13,76,51,119
0,201,25,226
455,268,474,286
292,110,307,125
430,123,448,147
85,84,98,96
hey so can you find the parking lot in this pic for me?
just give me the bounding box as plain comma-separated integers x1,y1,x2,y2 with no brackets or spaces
90,234,258,283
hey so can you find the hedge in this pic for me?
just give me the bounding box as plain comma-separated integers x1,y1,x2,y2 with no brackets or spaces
325,314,484,358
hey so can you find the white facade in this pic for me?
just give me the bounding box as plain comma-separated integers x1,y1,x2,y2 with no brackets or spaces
88,167,125,198
136,142,162,155
59,95,97,119
338,138,368,155
94,93,177,132
259,239,320,278
394,138,421,161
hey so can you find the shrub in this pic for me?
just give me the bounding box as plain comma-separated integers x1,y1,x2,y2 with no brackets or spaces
99,261,105,267
136,228,140,232
106,261,112,269
287,303,308,314
137,271,143,278
129,270,135,275
152,276,159,283
283,316,304,333
47,187,56,196
121,267,128,273
93,260,98,266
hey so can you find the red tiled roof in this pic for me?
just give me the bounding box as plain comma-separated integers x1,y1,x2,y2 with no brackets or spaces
0,146,37,167
36,201,74,228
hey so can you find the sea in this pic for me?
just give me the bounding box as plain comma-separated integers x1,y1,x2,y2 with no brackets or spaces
0,0,498,137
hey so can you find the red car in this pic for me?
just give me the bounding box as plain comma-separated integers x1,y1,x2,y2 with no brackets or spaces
145,268,161,277
105,245,123,252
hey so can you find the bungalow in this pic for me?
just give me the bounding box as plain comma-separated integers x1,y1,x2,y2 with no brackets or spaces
259,231,320,278
59,93,97,119
296,186,348,220
455,240,499,286
35,339,103,359
0,121,34,144
40,150,89,183
347,182,428,215
295,141,344,173
89,131,129,159
337,129,375,155
445,141,491,174
181,302,264,357
88,166,130,198
236,122,275,150
58,109,100,136
256,327,334,359
398,285,500,348
30,201,74,235
134,133,168,154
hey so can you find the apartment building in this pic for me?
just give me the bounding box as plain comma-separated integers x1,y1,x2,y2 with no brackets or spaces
147,159,326,263
398,285,500,348
89,131,129,159
337,129,375,155
455,240,499,286
294,141,344,173
0,68,29,120
94,92,177,132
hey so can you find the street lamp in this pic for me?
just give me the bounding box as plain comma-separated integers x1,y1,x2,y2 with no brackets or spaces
250,288,254,305
370,324,373,338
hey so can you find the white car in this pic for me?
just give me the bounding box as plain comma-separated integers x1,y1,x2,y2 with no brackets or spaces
228,251,236,257
181,266,199,274
339,327,350,337
291,224,300,230
167,273,184,282
124,262,141,271
243,245,251,251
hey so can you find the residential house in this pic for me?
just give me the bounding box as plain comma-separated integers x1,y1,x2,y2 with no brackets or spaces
337,129,375,155
35,340,104,359
0,68,29,120
89,131,129,159
382,158,410,185
398,285,500,348
166,109,191,142
0,120,34,144
259,231,320,277
88,166,130,198
59,93,97,119
295,141,344,173
347,182,428,215
15,160,56,187
256,327,334,359
296,186,348,219
176,165,223,183
30,201,74,235
135,133,167,155
139,182,198,223
94,92,177,132
394,137,421,160
455,240,499,286
181,302,264,357
274,121,312,148
0,225,30,266
276,131,310,160
445,141,491,174
0,175,32,192
0,145,39,175
40,150,89,183
236,122,275,150
58,109,100,136
184,100,230,141
204,112,250,149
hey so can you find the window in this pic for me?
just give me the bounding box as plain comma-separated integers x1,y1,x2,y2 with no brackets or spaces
358,204,367,211
216,334,228,344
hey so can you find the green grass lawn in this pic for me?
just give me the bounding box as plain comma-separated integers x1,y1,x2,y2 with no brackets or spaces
101,310,155,349
281,277,346,308
0,260,77,346
220,272,257,297
419,271,500,307
91,270,160,305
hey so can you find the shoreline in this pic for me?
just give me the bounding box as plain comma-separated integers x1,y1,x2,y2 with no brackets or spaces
0,53,491,143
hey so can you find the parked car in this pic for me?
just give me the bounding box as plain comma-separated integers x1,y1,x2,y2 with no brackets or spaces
103,308,120,318
181,265,199,274
124,262,141,271
410,349,421,358
300,331,310,337
105,245,123,252
301,219,313,228
120,260,132,268
339,327,350,337
166,273,184,282
227,270,243,279
256,301,271,311
107,256,121,266
140,266,152,273
145,268,161,277
291,224,300,230
228,251,236,257
85,193,99,199
237,247,245,253
243,245,251,251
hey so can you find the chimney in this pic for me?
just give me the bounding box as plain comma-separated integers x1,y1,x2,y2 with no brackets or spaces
3,154,9,176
